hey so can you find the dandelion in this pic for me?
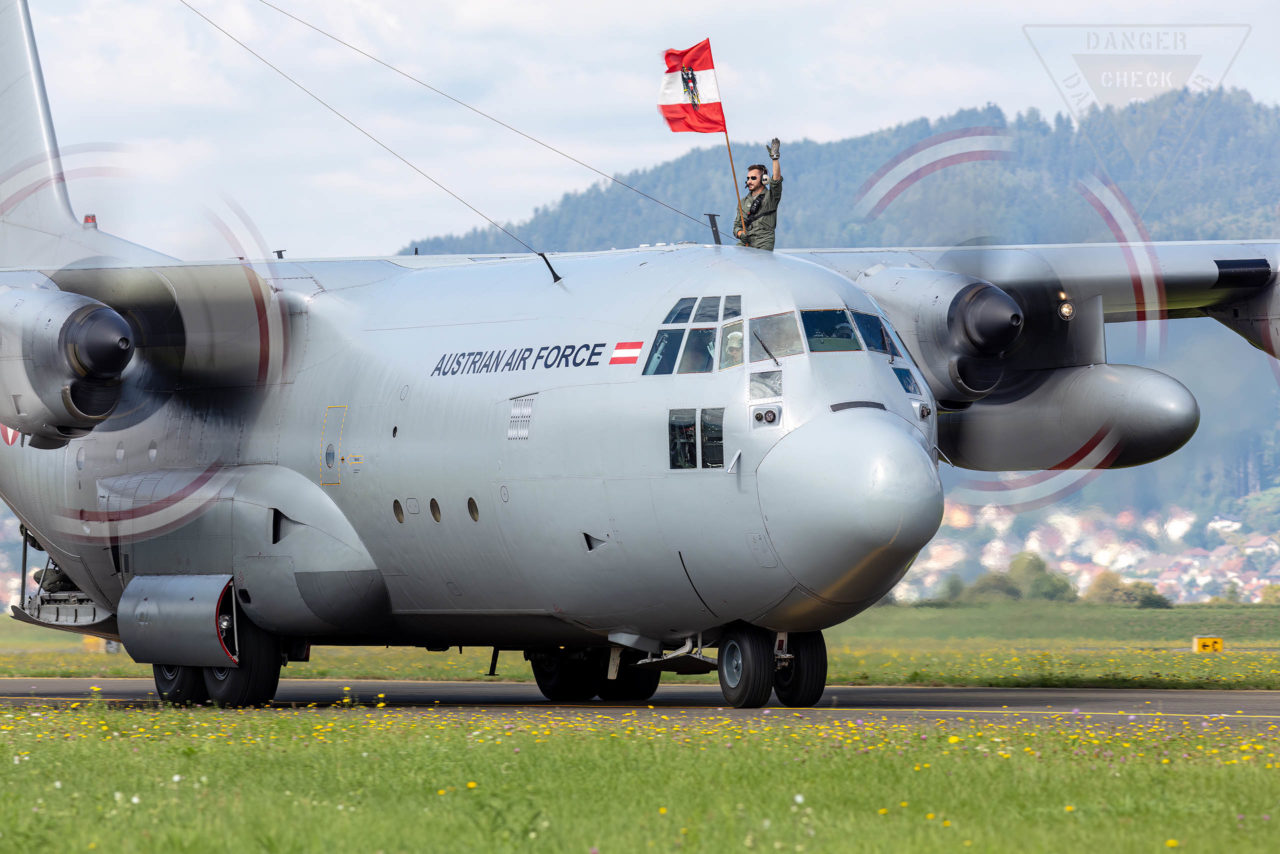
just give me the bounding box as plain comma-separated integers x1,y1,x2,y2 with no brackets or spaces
878,808,888,815
1166,841,1179,849
1064,806,1075,812
659,807,667,815
466,781,477,789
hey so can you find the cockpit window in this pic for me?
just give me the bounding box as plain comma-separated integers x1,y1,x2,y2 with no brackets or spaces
643,329,685,375
750,370,782,399
893,367,922,395
677,328,716,373
663,298,697,325
723,295,742,320
693,296,721,323
720,320,744,369
749,312,804,363
852,312,889,354
801,310,862,352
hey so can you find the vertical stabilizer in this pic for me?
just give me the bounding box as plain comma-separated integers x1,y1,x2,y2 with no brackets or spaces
0,0,170,268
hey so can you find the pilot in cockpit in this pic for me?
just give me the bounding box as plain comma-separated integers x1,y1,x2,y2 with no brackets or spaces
722,329,744,368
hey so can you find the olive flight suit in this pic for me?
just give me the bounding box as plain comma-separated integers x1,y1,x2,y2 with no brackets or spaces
734,176,783,251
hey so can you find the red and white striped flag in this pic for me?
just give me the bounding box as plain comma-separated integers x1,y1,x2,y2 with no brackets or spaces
610,341,644,365
658,39,725,133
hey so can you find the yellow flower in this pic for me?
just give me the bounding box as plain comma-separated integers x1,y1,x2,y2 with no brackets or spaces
1065,806,1075,812
878,808,889,815
466,781,477,789
1166,841,1179,849
948,735,961,744
659,807,667,815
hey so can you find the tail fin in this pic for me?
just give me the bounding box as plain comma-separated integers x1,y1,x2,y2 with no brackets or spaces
0,0,170,268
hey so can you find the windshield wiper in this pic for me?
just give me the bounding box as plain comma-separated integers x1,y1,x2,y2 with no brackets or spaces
753,330,781,367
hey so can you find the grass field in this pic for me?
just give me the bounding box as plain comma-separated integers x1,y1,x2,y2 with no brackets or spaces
2,702,1278,852
4,604,1280,689
5,605,1280,851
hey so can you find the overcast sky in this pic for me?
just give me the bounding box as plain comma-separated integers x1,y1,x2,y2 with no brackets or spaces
26,1,1280,260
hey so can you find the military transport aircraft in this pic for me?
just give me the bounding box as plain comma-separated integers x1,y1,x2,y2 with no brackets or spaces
1,0,1274,708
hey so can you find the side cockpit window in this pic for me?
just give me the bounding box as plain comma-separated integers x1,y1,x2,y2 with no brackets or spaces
644,329,685,375
719,319,744,369
852,311,889,354
693,296,721,323
646,296,743,376
677,328,716,373
663,298,697,324
801,310,862,352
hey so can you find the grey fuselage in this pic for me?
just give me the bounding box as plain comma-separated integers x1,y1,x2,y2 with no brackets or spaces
0,245,944,652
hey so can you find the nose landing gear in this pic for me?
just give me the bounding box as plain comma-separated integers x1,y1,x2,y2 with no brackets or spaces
716,624,827,708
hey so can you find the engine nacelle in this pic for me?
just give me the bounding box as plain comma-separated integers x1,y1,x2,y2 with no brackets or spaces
0,284,134,447
938,364,1200,471
857,267,1023,406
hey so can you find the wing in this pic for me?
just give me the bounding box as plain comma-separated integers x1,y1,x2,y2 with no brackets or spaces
797,241,1280,471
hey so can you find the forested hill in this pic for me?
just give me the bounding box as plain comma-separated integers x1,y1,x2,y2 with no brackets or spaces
401,88,1280,255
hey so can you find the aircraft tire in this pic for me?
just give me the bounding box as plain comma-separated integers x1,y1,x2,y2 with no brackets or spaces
529,650,606,702
717,624,774,708
597,650,661,703
773,631,827,708
203,615,282,707
152,664,209,705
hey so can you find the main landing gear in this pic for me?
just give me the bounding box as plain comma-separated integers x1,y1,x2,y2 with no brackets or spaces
527,648,662,703
718,623,827,709
152,611,282,708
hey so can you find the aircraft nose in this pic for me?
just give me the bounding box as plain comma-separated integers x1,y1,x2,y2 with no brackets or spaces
756,409,944,605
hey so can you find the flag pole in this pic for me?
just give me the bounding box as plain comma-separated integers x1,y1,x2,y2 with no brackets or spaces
723,129,745,244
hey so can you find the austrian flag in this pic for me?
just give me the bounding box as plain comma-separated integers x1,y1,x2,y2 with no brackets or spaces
609,341,644,365
658,39,725,133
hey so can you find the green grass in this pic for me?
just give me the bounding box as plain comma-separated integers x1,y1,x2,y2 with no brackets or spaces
835,603,1280,642
1,703,1277,852
6,603,1280,688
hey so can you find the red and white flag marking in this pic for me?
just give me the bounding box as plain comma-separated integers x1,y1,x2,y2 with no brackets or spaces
610,341,644,365
658,39,725,134
0,425,18,446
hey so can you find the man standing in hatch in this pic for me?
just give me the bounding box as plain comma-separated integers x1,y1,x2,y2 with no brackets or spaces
734,138,782,250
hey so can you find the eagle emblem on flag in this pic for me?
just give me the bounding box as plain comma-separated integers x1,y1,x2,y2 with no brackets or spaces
680,65,700,107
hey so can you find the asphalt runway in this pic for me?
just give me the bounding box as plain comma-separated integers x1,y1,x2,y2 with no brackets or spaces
2,677,1278,725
